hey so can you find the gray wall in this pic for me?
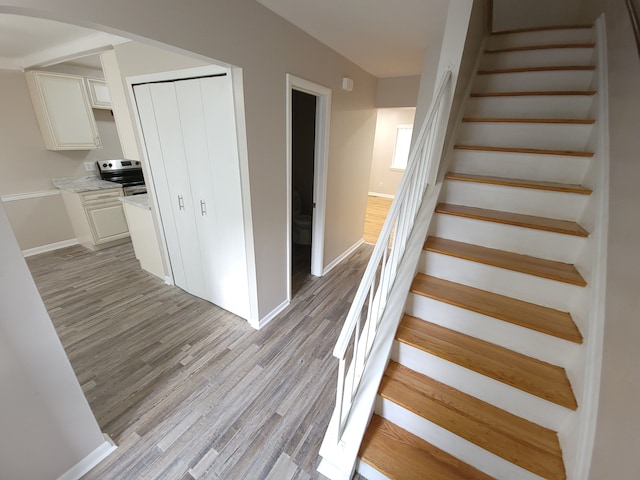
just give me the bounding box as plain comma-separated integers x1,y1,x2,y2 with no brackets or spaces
0,202,105,480
0,0,379,319
576,0,640,478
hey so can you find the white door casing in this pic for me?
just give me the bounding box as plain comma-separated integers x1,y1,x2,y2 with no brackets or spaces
286,73,331,299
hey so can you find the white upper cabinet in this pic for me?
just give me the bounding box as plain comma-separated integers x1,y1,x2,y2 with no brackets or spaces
86,77,112,109
25,70,102,150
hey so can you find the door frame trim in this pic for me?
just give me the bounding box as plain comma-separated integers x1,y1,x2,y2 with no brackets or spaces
286,74,331,298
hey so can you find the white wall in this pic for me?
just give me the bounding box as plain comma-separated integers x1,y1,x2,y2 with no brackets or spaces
574,0,640,478
413,0,487,176
0,202,105,480
368,108,416,196
493,0,583,31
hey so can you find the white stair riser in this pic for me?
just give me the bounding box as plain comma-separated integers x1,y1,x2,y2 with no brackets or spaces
487,29,595,50
442,180,589,220
481,48,594,70
457,122,593,151
375,397,547,480
419,250,582,312
430,213,586,263
449,149,591,184
474,70,595,93
466,95,595,120
356,460,391,480
391,341,570,431
405,293,579,367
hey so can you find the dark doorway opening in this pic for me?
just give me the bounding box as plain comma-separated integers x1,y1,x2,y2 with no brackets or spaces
291,89,317,295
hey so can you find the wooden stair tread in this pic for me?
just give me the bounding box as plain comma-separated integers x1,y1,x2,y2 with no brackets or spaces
435,203,590,238
445,172,592,195
462,117,595,124
411,274,583,343
424,236,587,286
486,43,595,54
454,144,594,157
381,362,566,479
397,316,578,410
360,414,494,480
478,65,595,75
492,25,593,36
471,90,596,97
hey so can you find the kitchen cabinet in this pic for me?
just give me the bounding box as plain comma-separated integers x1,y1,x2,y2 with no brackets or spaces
60,187,130,251
86,77,112,109
133,70,252,321
121,195,166,280
25,70,102,150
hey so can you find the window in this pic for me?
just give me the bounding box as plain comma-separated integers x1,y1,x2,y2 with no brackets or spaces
391,125,413,170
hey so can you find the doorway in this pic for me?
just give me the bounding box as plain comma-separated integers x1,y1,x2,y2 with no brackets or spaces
286,74,331,300
291,90,316,294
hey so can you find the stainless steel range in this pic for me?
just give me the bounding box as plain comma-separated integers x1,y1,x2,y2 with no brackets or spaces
97,159,147,196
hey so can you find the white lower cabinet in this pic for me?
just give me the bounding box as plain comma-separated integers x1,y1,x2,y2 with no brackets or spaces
61,188,129,250
133,69,252,321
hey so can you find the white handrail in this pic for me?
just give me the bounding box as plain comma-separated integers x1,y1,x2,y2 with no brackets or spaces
331,68,453,439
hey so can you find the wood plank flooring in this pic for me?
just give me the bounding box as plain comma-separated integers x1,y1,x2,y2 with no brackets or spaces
26,242,373,480
364,195,392,244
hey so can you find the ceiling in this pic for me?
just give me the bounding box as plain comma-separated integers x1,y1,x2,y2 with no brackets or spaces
0,1,449,77
256,0,449,77
0,14,126,71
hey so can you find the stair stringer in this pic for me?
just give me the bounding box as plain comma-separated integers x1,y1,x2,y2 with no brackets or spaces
557,15,610,480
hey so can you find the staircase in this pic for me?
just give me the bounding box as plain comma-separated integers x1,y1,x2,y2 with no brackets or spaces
356,25,601,480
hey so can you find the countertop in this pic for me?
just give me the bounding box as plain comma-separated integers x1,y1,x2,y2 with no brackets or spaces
52,175,122,193
119,193,151,210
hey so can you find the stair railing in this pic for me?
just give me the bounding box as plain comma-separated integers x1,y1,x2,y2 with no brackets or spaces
332,68,453,441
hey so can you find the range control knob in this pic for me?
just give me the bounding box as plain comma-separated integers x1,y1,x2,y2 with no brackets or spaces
102,163,108,168
108,163,113,167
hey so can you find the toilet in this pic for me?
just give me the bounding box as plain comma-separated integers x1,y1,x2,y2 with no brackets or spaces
293,191,312,245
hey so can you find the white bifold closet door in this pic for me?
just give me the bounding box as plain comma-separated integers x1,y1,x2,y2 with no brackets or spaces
134,73,250,320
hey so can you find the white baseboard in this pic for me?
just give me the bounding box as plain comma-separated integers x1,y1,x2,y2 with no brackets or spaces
253,299,290,330
22,238,79,257
57,433,116,480
322,239,365,276
368,192,395,199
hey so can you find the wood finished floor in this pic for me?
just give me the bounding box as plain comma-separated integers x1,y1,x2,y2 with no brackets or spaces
26,242,372,480
363,195,392,245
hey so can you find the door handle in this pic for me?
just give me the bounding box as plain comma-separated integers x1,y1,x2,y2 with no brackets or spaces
178,195,184,210
200,200,207,216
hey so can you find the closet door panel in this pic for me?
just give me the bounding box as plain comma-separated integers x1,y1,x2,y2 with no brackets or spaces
174,79,219,303
134,85,187,289
135,83,208,300
201,75,250,318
